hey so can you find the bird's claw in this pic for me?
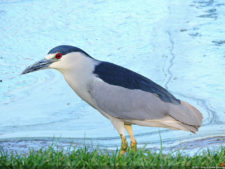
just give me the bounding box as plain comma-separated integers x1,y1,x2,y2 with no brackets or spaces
130,140,137,152
120,135,128,155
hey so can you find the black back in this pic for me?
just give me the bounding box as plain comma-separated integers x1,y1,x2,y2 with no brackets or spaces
93,62,181,104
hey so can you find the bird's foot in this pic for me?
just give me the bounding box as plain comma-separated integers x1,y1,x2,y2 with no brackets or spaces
120,135,128,155
130,140,137,152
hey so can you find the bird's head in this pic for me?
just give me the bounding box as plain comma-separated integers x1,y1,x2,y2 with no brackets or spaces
22,45,92,74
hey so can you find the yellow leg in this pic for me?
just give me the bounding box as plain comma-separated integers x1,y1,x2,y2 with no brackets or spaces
125,124,137,151
120,134,128,155
108,117,128,155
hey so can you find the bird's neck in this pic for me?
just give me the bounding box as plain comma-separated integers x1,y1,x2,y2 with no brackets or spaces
62,56,99,106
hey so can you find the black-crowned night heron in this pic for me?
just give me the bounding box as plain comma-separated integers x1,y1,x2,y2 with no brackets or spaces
22,45,203,154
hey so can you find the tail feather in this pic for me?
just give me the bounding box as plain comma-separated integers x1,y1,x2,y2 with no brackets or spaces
168,100,203,130
132,115,200,133
177,122,199,133
182,101,203,125
130,100,203,133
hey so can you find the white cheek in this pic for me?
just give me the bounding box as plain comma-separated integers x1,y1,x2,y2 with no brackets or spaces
49,57,72,72
48,52,97,73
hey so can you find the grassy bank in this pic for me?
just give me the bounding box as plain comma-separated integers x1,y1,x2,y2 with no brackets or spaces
0,146,224,168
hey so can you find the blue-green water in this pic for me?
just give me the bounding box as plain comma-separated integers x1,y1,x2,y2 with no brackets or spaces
0,0,224,154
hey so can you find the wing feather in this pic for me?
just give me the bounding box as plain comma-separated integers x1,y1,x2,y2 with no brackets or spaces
90,62,202,128
89,78,169,120
93,62,180,104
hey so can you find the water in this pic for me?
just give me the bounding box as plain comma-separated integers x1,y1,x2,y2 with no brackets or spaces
0,0,225,154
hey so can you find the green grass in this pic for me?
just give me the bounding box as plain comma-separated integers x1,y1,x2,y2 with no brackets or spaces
0,146,224,169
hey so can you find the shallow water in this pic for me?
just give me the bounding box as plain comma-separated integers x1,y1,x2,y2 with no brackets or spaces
0,0,225,154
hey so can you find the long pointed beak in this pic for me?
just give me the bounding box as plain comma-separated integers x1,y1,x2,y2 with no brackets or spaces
21,58,55,75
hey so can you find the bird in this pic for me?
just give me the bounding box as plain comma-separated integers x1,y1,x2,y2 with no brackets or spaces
22,45,203,154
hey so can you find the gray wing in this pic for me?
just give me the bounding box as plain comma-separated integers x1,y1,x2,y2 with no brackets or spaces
89,62,202,126
89,78,170,120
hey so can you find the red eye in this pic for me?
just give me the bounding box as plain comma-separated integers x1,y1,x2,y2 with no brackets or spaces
55,53,62,59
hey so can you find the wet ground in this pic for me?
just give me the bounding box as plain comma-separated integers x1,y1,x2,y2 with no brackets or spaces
0,0,225,154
